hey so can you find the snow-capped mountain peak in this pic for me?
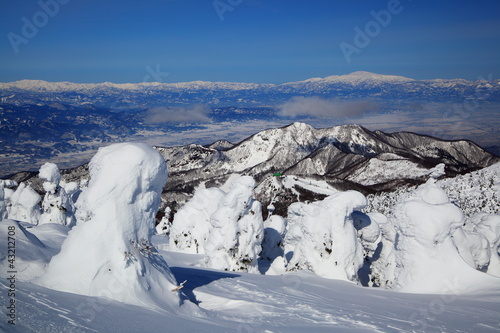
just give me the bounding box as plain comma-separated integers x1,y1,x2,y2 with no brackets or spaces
1,71,499,108
333,71,414,83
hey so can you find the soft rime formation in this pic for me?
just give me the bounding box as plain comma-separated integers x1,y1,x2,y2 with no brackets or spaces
260,215,286,262
38,162,75,227
37,143,184,310
366,162,500,218
462,213,500,277
352,212,383,256
1,140,498,299
371,178,500,293
204,176,264,273
155,206,172,235
169,187,225,253
7,182,41,224
284,191,366,281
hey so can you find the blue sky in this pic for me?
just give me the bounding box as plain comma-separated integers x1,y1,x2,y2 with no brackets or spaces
1,0,499,83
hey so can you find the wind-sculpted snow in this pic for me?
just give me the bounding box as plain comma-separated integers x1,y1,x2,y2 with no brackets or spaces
0,220,52,280
36,143,188,311
260,215,287,263
284,191,367,281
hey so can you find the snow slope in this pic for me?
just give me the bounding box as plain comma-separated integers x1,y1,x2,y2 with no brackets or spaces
1,241,500,333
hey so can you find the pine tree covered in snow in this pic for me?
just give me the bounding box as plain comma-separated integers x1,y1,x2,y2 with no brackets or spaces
440,165,500,217
169,187,225,253
37,143,188,311
155,206,172,236
369,177,500,293
260,215,286,262
7,182,41,224
365,163,499,218
284,190,366,281
462,213,500,276
204,176,264,272
38,163,76,227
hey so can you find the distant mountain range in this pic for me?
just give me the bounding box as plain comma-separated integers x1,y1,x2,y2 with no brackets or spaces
1,71,499,177
12,122,498,218
1,71,499,108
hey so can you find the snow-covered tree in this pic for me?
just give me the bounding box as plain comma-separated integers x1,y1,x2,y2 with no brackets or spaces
352,211,383,261
370,177,500,293
60,180,81,203
169,187,225,253
284,190,366,282
38,162,75,227
8,182,41,224
260,215,286,262
464,213,500,277
429,163,446,179
156,206,172,235
37,143,187,311
204,176,264,273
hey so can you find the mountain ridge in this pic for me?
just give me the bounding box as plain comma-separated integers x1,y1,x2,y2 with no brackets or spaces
0,71,489,88
9,122,497,218
2,71,499,108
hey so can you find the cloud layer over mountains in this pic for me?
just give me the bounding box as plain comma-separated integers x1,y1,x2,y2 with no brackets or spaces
278,96,379,118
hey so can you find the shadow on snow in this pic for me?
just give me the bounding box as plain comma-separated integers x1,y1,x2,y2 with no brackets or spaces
170,266,240,305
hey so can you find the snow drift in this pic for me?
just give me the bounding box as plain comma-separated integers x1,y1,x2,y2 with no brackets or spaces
37,143,185,310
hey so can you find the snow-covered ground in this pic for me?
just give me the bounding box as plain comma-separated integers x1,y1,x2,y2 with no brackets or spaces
2,234,500,333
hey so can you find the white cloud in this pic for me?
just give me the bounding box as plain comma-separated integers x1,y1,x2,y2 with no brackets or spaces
278,96,379,118
144,105,211,124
